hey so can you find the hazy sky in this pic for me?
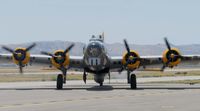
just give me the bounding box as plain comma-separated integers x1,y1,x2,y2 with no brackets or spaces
0,0,200,45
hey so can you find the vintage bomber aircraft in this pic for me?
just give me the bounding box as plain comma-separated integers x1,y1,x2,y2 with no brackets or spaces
0,34,200,89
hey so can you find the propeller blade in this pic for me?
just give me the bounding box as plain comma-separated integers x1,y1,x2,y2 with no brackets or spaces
127,70,130,83
118,67,124,73
41,51,55,57
2,46,15,53
161,58,171,71
175,55,183,59
164,37,171,50
123,39,130,54
19,66,23,74
161,65,166,72
25,43,36,52
119,60,131,73
119,59,132,73
64,43,75,55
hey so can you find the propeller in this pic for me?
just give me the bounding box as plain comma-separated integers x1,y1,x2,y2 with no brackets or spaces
161,37,182,71
118,39,140,73
41,43,74,72
2,43,36,74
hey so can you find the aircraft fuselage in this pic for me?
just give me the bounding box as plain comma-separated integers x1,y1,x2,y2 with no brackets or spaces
83,36,110,74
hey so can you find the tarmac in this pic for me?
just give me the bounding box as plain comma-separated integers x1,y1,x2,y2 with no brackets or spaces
0,79,200,111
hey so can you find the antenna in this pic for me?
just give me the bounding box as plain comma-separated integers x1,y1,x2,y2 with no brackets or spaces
101,32,104,42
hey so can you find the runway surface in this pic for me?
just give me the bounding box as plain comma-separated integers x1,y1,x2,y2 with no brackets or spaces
0,80,200,111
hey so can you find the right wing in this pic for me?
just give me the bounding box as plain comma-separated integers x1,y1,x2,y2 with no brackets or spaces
109,54,200,72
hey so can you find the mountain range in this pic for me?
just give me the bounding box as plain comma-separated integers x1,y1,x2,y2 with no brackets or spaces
1,40,200,56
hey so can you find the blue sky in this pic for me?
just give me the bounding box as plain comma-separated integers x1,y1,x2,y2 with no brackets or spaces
0,0,200,45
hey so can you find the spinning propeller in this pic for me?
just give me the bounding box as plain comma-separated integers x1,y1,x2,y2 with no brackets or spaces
2,43,36,74
41,43,74,74
119,39,140,73
161,38,182,71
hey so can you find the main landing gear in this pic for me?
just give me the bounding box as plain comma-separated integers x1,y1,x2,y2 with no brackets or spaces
57,74,63,89
57,67,67,90
130,74,137,89
127,71,137,89
56,73,137,89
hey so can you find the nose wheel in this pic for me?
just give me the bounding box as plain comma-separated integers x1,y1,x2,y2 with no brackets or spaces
130,74,137,89
57,74,63,89
100,83,103,86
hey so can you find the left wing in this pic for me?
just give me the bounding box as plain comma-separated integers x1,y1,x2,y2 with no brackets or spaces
0,54,84,71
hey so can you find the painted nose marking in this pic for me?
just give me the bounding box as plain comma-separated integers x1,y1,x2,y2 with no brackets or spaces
89,58,100,66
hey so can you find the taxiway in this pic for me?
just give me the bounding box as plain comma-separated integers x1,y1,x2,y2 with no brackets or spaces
0,80,200,111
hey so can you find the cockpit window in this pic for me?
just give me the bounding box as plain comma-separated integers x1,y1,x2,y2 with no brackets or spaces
89,35,104,42
87,42,102,57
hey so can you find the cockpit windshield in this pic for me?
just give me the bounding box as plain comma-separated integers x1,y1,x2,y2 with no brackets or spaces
87,42,102,57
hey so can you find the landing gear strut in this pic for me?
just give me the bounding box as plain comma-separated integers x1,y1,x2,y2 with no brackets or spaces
63,71,67,84
127,70,130,83
83,70,87,84
130,74,137,89
57,74,63,89
60,67,67,84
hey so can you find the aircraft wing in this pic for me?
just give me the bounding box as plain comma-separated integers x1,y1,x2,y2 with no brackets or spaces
109,54,200,72
1,53,200,72
0,54,84,70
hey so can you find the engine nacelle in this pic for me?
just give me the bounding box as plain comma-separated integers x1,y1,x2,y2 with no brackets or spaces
51,50,70,69
122,50,140,70
12,48,30,65
162,48,181,67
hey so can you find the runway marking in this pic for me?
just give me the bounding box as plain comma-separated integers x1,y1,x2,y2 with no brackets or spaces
105,96,114,98
161,105,175,109
32,102,40,105
80,98,88,100
64,99,73,101
93,96,101,99
49,100,57,103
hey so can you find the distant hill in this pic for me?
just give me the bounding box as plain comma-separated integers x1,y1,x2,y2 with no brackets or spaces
1,41,200,56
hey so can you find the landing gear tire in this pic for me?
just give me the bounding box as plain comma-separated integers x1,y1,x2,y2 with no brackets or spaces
57,74,63,90
130,74,137,89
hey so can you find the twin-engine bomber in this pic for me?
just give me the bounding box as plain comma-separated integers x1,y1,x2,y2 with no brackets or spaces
0,33,200,89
